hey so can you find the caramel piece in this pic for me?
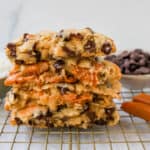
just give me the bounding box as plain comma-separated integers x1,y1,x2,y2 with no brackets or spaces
133,93,150,105
121,101,150,121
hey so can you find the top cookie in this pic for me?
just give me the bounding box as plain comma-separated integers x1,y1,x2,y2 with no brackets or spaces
6,28,116,64
51,28,116,58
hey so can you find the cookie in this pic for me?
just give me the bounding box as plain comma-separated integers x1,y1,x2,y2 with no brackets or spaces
9,98,119,128
6,28,116,65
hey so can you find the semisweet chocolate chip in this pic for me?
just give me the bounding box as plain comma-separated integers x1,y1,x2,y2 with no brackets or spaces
64,33,84,41
95,119,107,125
129,64,138,72
23,33,29,42
54,59,65,73
46,110,52,117
46,122,54,128
134,48,143,54
57,104,67,112
65,71,74,78
28,120,36,126
63,46,76,56
14,93,18,99
85,27,95,34
101,42,112,54
93,93,98,100
34,50,41,62
105,107,115,115
36,114,43,120
15,117,23,125
57,86,70,95
147,61,150,68
93,93,103,102
70,33,83,40
15,59,25,65
7,43,16,57
105,49,150,75
139,59,146,66
84,39,96,52
65,71,78,83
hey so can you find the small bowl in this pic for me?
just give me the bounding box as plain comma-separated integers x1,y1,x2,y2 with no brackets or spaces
121,74,150,89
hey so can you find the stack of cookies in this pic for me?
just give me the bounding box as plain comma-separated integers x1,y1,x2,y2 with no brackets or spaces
4,28,121,128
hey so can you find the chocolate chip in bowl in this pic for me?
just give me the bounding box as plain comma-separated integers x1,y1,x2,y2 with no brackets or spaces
105,49,150,89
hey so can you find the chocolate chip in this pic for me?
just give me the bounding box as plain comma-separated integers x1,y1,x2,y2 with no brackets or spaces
23,33,29,42
101,42,112,54
7,43,16,57
46,110,52,117
64,33,84,41
129,64,138,72
54,59,65,73
15,59,25,65
63,46,76,56
46,122,54,128
85,27,95,33
95,119,107,125
93,94,98,102
33,50,41,62
15,117,23,125
65,71,74,78
70,33,84,40
33,43,41,62
84,39,96,52
57,104,67,112
14,93,18,99
139,59,146,66
105,107,115,115
105,49,150,75
36,114,43,120
57,86,70,95
93,94,100,102
28,120,36,126
134,49,143,54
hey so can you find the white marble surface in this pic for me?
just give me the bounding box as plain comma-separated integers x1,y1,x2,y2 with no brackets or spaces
0,0,150,149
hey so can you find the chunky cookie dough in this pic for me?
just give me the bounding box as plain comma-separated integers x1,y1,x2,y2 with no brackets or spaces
9,97,119,128
6,28,116,65
4,28,121,129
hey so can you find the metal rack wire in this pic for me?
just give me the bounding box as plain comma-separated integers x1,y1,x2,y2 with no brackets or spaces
0,88,150,150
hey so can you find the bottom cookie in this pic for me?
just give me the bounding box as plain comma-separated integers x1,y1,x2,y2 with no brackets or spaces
10,100,119,129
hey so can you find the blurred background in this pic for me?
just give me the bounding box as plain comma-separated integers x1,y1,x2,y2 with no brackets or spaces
0,0,150,56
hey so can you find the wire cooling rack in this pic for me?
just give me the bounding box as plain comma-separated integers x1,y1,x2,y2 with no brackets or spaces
0,88,150,150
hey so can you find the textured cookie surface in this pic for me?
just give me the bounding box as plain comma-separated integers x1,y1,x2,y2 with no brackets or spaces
6,28,116,64
9,96,119,128
4,28,121,129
